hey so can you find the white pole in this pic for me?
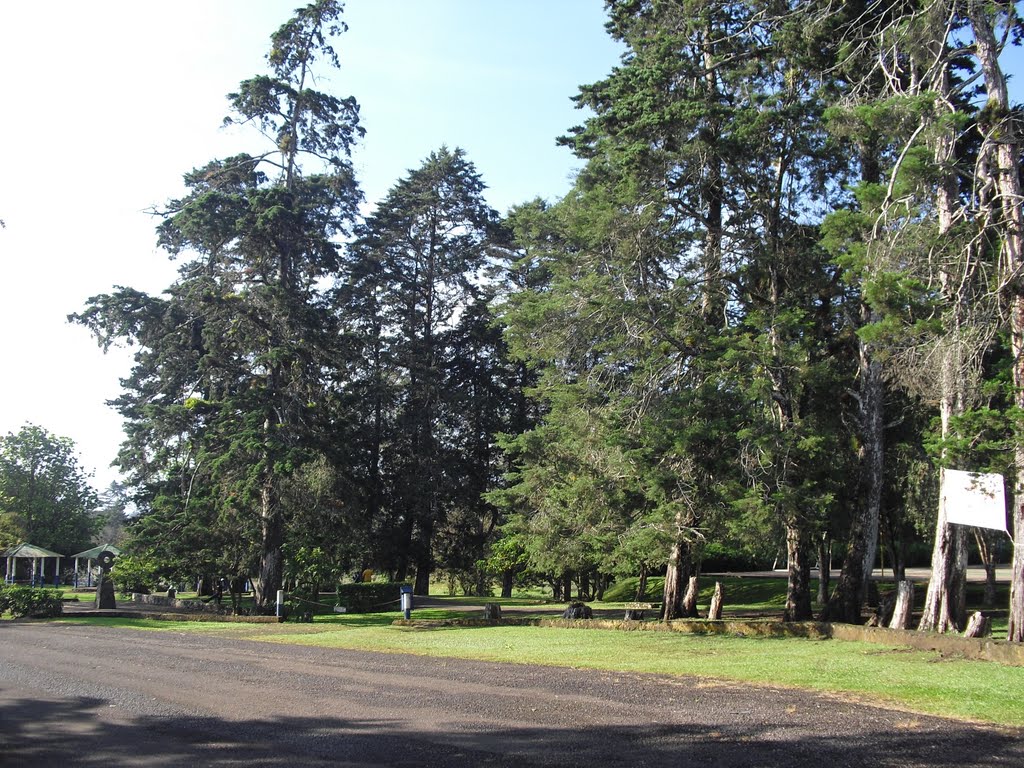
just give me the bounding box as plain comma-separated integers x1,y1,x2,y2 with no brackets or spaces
276,589,285,619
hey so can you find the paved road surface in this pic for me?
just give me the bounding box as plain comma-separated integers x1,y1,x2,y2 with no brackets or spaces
1,621,1021,767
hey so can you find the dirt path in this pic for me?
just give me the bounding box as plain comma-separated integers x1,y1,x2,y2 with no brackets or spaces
1,621,1020,767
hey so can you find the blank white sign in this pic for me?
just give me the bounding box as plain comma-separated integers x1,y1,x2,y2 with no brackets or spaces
941,468,1008,532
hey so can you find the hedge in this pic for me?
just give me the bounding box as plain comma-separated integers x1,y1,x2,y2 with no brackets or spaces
0,584,64,618
333,582,408,613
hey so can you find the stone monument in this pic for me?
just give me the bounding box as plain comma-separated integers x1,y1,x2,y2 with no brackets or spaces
95,550,117,610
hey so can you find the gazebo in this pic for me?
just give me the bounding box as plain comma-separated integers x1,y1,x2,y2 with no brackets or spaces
2,543,63,587
68,544,122,588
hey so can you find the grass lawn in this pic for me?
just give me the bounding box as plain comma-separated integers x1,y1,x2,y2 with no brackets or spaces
55,609,1024,728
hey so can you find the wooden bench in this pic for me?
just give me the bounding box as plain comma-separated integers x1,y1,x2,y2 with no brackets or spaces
624,602,653,620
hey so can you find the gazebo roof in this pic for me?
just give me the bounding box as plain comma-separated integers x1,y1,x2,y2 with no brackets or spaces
2,543,64,559
68,544,122,560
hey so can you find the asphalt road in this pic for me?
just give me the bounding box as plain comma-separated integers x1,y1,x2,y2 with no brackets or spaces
1,621,1021,767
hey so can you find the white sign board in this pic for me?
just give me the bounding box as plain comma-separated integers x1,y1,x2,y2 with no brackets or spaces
940,468,1008,532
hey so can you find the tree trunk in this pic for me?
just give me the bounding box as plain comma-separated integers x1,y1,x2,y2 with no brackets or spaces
595,573,607,601
824,338,884,624
919,47,970,634
968,1,1024,643
501,570,514,599
254,477,284,614
784,523,813,621
707,581,724,621
635,564,649,602
889,580,914,630
662,535,690,620
816,534,831,606
413,517,434,596
1011,502,1024,641
918,514,968,632
682,575,700,618
548,575,561,602
562,572,573,604
974,529,998,607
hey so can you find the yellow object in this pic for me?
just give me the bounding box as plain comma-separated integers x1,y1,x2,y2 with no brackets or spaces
362,568,374,583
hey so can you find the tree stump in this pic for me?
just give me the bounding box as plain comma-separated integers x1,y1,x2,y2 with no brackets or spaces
483,603,502,620
963,611,991,638
707,581,724,621
562,602,592,620
623,602,652,620
867,589,896,627
682,575,700,617
888,580,914,630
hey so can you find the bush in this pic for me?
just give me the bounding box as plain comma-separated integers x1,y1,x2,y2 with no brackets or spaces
0,584,64,618
110,554,158,594
334,582,409,613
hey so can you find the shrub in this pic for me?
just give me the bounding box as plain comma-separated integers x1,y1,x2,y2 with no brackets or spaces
0,584,64,618
334,582,409,613
110,554,158,594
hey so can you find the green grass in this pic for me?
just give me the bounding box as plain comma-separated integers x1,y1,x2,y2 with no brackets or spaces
54,610,1024,727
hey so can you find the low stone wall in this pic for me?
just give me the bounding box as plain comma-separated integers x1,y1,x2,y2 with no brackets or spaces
131,593,229,614
393,614,1024,666
825,622,1024,666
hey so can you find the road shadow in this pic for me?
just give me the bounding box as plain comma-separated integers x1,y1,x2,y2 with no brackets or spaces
1,688,1021,768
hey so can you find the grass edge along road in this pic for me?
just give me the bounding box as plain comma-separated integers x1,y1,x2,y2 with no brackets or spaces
52,613,1024,729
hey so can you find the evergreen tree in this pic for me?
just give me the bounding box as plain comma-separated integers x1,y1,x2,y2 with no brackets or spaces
343,147,501,594
72,0,362,612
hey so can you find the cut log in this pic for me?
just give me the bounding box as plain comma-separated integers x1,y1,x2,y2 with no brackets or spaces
482,603,502,620
888,580,914,630
707,582,724,620
682,575,700,617
963,611,991,638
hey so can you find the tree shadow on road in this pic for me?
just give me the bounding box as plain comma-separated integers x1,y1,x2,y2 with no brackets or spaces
1,689,1021,768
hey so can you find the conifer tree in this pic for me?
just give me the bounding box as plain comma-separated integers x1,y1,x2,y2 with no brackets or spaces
72,0,362,612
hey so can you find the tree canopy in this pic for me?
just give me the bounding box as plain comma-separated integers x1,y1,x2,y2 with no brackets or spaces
68,0,1024,638
0,424,100,554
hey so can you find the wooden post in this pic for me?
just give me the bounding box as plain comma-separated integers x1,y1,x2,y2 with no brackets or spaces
889,580,914,630
707,581,724,620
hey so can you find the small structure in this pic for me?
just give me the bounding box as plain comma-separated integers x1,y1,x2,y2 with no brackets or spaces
2,543,64,586
68,544,122,587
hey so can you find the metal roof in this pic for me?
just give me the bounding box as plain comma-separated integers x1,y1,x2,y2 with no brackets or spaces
68,544,123,560
2,543,64,559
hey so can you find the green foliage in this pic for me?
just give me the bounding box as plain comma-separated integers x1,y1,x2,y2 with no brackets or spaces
0,584,64,618
110,554,160,595
334,582,408,613
0,424,100,554
70,1,363,611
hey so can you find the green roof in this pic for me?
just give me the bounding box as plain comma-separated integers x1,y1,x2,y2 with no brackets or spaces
2,543,64,559
68,544,122,560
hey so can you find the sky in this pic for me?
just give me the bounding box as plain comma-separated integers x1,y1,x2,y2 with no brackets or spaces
0,1,623,491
